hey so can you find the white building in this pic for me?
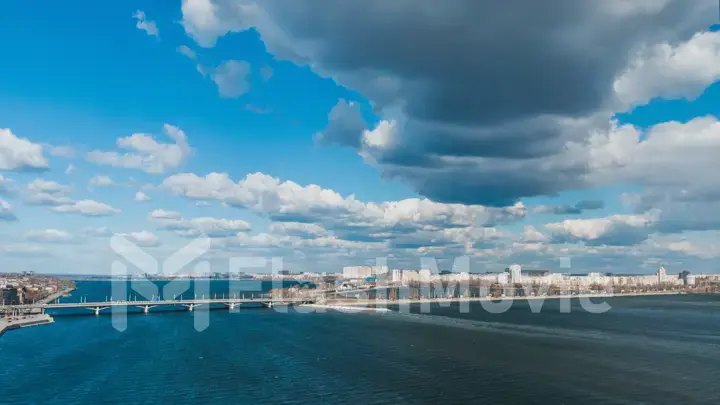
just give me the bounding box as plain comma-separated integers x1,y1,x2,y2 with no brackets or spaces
418,269,433,282
342,266,388,279
509,264,522,284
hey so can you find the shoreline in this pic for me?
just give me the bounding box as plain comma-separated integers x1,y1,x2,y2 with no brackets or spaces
0,314,55,337
328,290,687,306
38,287,76,305
301,304,392,313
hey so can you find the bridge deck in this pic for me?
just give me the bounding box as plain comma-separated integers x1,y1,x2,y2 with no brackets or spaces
0,298,316,311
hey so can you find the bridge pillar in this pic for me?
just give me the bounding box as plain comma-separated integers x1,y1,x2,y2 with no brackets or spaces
227,303,236,310
94,307,101,316
188,304,195,312
139,305,156,314
267,301,274,309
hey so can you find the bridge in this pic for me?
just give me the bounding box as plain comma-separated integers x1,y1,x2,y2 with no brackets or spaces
0,297,317,316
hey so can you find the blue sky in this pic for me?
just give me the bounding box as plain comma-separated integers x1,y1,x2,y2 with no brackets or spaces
1,1,720,275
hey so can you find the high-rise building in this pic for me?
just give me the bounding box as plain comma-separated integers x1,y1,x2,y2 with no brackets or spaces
509,264,522,284
343,266,389,279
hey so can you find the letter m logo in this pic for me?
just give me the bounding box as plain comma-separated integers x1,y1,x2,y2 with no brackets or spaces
110,235,211,332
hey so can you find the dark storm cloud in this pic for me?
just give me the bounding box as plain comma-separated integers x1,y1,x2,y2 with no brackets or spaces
243,0,714,204
313,99,366,148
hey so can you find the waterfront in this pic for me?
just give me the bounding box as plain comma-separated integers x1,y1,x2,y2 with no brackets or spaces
1,281,719,404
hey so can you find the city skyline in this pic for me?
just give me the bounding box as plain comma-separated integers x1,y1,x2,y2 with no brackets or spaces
2,1,720,275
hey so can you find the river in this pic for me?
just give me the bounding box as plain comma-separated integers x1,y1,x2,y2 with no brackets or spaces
1,280,718,404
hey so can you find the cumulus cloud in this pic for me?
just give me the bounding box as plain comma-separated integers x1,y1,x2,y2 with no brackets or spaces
177,45,197,59
83,227,114,238
269,222,327,239
134,191,152,202
123,231,161,247
0,128,49,171
313,100,366,148
25,229,74,244
546,213,657,246
86,124,191,174
133,10,159,37
89,175,115,188
614,30,720,108
25,179,73,206
211,60,251,98
0,199,16,221
148,209,251,237
521,226,549,243
162,171,524,255
2,243,47,256
179,0,716,206
65,164,74,175
51,200,121,217
163,171,525,230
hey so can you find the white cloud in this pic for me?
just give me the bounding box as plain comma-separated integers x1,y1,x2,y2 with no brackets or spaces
149,209,251,237
211,60,251,98
123,231,161,247
2,243,47,256
83,226,114,238
25,229,74,244
521,225,549,243
86,124,191,174
162,171,524,254
0,128,49,171
269,222,327,238
582,116,720,190
134,191,152,202
25,179,73,206
133,10,159,37
65,164,75,175
177,45,197,59
89,175,115,188
614,31,720,108
0,198,16,221
662,239,720,259
546,213,656,246
362,120,396,149
162,172,523,230
51,200,121,217
28,178,71,194
180,0,237,47
148,209,182,220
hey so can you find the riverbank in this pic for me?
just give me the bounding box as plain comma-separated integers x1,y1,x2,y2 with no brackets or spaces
38,287,75,304
0,314,54,337
301,304,392,313
328,290,687,306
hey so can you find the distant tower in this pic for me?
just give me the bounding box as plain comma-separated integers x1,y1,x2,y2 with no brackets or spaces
509,264,522,284
657,266,667,284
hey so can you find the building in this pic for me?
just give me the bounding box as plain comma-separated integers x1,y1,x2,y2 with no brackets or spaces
342,266,389,279
509,264,522,284
418,269,432,282
1,288,21,305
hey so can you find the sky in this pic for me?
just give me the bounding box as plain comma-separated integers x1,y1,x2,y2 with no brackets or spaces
1,0,720,276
